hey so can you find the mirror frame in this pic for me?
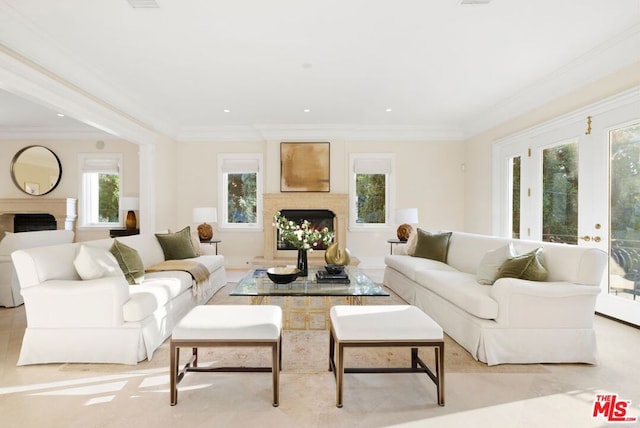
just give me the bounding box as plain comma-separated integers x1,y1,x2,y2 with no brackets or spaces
10,145,62,196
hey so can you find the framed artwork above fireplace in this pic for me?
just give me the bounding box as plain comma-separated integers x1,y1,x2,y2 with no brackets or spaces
280,142,330,192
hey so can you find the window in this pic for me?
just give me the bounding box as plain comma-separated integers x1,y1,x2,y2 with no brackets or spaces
349,154,394,229
218,154,263,230
78,153,122,227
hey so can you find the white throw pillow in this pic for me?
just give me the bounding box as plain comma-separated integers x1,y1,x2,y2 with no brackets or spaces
476,243,515,285
74,244,120,280
405,228,418,256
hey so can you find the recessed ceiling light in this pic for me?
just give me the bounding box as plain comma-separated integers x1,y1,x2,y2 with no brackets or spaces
56,113,65,117
303,109,311,113
127,0,159,8
385,108,393,112
223,109,231,113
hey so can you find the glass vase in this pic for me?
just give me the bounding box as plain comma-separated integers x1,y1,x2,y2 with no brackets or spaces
297,249,308,277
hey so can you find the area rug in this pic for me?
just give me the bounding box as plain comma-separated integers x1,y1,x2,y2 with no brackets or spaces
200,283,549,375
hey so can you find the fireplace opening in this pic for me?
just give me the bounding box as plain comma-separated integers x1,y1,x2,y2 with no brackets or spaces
13,213,57,232
277,209,335,251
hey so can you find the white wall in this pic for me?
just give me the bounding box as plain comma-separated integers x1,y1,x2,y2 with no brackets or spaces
0,139,140,241
175,139,465,268
463,61,640,235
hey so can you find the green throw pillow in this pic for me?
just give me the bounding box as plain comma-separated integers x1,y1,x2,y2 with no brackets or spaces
412,229,452,263
155,226,198,260
110,239,145,285
496,248,548,282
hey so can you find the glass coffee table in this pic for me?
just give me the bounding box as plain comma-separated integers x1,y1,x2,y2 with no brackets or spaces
230,267,389,330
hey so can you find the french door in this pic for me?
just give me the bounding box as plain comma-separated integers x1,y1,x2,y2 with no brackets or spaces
496,89,640,326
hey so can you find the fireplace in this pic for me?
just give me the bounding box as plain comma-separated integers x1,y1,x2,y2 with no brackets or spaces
0,198,77,239
261,193,348,263
276,209,335,251
13,214,57,232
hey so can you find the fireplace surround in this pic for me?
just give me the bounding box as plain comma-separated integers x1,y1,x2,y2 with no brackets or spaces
0,198,77,239
262,193,348,263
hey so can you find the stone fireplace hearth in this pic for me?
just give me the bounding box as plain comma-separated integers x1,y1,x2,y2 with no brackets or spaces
259,193,349,265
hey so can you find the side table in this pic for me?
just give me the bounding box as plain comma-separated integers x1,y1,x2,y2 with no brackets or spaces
386,238,406,255
200,239,222,255
110,228,140,238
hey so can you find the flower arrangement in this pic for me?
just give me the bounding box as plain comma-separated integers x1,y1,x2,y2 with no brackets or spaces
273,211,334,251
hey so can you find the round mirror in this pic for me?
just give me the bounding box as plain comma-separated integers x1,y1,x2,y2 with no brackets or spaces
11,146,62,196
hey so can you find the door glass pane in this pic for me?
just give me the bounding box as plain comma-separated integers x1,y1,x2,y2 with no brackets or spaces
609,122,640,300
542,142,578,244
511,156,521,239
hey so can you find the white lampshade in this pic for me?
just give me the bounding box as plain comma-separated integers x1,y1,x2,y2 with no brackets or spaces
193,207,217,223
396,208,419,224
120,197,139,211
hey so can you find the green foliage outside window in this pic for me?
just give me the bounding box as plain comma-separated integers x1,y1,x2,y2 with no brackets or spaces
511,156,521,239
610,123,640,249
356,174,386,224
227,173,257,223
542,143,578,244
99,173,119,223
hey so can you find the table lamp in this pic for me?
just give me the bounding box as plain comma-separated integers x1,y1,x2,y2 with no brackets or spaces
193,207,217,241
121,197,139,230
396,208,419,241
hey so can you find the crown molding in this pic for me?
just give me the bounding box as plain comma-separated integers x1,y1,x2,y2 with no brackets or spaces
463,23,640,138
0,127,112,140
178,124,465,143
0,44,158,145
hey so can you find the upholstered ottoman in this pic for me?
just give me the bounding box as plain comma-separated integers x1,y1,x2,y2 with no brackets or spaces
329,305,444,407
169,305,282,406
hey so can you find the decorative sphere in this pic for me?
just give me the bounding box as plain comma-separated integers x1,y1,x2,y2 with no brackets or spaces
396,224,413,241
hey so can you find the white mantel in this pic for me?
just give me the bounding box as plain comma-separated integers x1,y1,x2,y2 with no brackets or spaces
0,198,77,238
262,193,348,262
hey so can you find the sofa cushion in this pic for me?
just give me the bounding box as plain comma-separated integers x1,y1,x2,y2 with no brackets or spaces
497,248,548,282
140,271,193,299
73,244,120,280
110,240,145,285
414,269,499,319
122,291,159,322
384,254,457,282
476,243,515,285
0,230,75,256
155,226,198,260
413,229,452,263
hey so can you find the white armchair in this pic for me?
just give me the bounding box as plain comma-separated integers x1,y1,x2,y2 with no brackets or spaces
0,230,75,307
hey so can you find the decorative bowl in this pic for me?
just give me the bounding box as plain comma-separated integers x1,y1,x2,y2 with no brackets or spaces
266,267,300,284
325,264,346,274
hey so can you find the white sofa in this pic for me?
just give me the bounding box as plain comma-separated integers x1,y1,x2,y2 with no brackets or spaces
383,231,607,366
0,230,75,307
11,232,226,365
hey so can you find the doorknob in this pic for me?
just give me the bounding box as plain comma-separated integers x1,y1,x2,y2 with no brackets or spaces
580,235,591,242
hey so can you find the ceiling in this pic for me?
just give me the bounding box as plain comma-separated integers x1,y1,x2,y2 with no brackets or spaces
0,0,639,142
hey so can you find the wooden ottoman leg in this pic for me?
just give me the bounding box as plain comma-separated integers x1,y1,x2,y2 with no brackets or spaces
170,342,179,406
272,339,280,407
435,344,445,406
336,342,345,408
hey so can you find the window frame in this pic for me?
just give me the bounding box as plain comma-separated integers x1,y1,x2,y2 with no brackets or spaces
349,153,395,231
77,153,123,229
217,153,264,231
